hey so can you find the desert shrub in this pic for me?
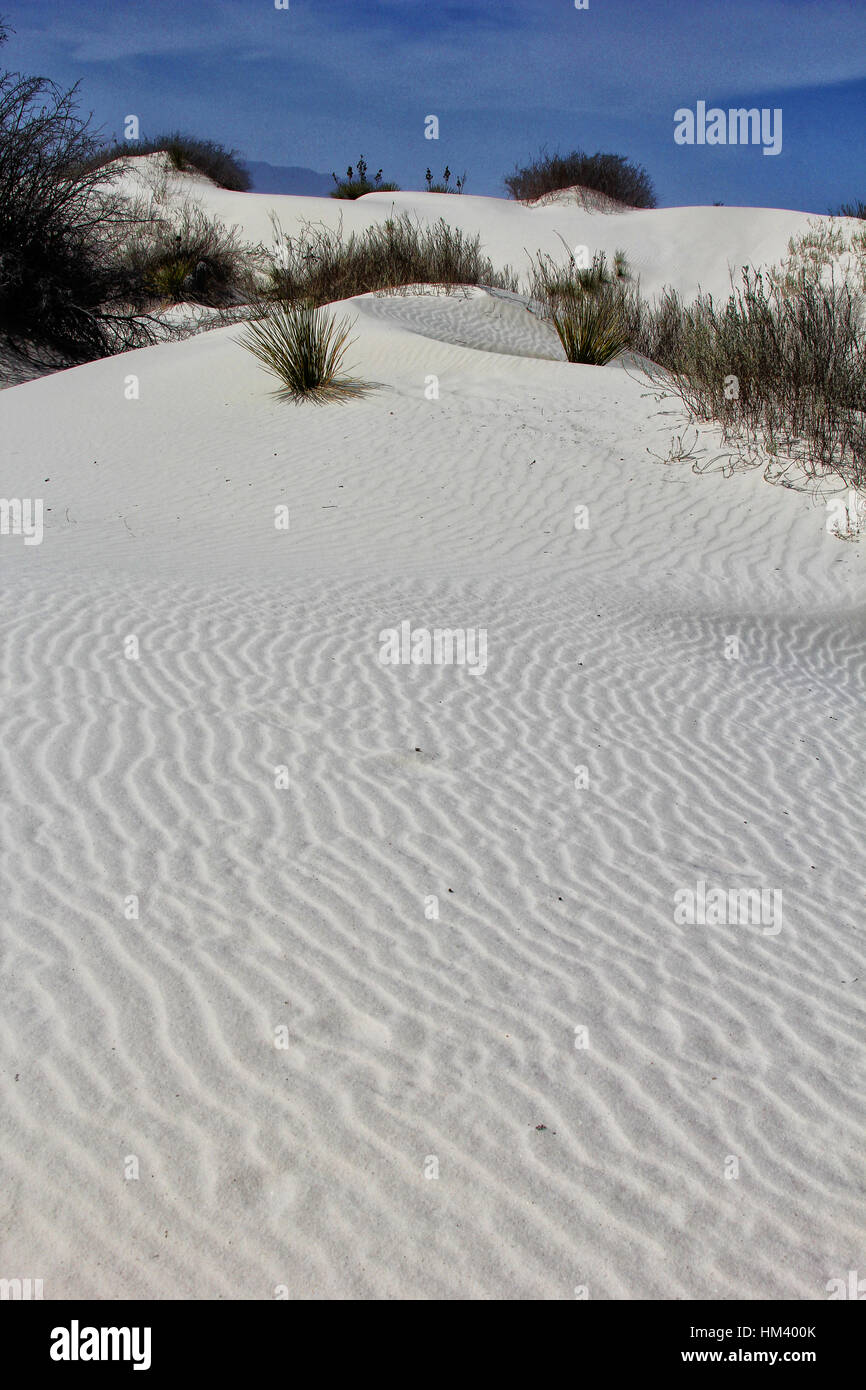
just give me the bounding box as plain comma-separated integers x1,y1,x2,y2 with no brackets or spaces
269,213,518,305
79,131,251,190
505,148,656,207
828,201,866,220
118,202,264,307
331,155,400,199
630,268,866,488
239,297,362,401
0,28,155,362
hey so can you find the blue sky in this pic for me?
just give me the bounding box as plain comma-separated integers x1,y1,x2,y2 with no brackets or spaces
2,0,864,208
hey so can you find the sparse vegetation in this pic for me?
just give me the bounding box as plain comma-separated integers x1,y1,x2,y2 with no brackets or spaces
4,13,860,478
526,230,865,484
425,166,466,194
628,266,866,488
528,244,631,364
239,297,363,401
118,202,264,308
268,212,517,306
529,242,630,315
79,131,251,191
505,148,656,207
828,201,866,220
768,219,866,296
331,155,400,199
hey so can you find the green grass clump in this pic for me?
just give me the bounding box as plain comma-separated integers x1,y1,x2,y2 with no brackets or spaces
147,257,195,301
550,286,630,364
118,203,264,307
239,299,363,402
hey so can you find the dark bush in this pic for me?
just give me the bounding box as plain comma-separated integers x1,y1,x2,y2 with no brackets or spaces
505,148,656,208
0,27,153,362
829,201,866,220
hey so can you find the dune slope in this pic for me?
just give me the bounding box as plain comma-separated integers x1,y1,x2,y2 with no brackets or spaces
1,189,864,1299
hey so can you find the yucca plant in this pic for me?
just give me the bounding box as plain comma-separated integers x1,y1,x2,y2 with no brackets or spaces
575,252,615,292
330,154,400,199
425,165,467,193
551,286,629,365
239,297,362,401
528,243,631,322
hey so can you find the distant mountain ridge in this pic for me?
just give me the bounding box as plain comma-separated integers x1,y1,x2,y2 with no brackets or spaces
244,160,333,196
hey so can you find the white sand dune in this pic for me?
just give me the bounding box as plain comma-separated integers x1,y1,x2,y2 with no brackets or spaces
1,175,864,1299
115,155,826,302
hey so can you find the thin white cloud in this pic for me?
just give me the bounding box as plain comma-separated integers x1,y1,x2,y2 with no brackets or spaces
6,0,865,111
